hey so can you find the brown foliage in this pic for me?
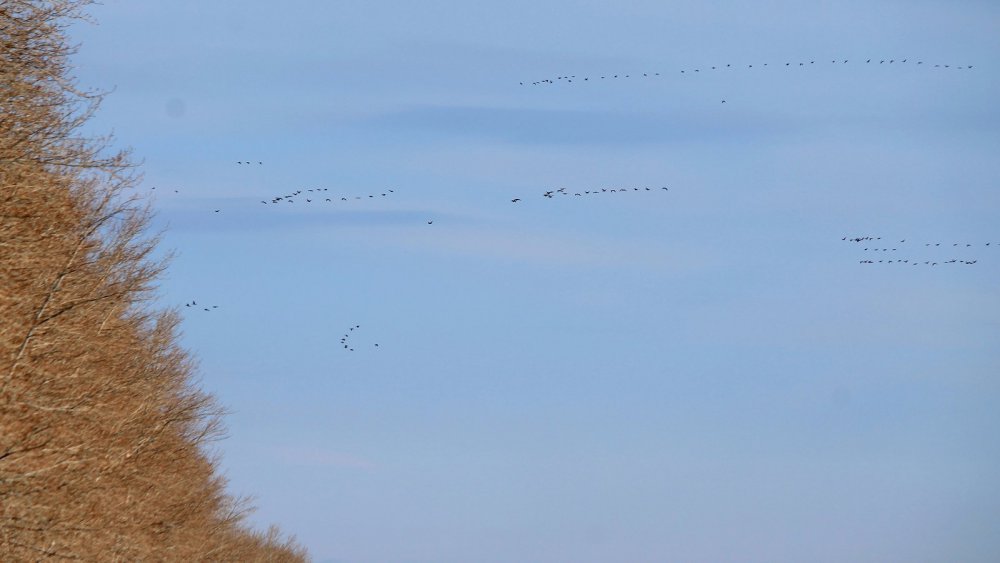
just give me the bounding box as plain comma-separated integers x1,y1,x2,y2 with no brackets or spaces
1,2,308,560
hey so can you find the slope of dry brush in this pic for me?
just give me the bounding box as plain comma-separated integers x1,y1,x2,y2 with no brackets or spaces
1,1,308,560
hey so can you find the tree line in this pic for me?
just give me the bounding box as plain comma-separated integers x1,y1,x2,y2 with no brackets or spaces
1,1,307,559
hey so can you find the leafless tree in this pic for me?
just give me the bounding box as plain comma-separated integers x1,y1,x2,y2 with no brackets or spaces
1,2,307,560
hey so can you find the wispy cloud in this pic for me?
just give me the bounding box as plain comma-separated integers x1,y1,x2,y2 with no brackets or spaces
355,104,793,147
270,445,377,470
365,223,718,272
148,198,441,233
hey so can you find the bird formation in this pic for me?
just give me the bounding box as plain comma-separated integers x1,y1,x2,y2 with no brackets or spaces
858,259,978,266
341,324,378,352
195,187,399,215
522,57,974,86
261,188,396,205
843,236,994,266
236,161,263,165
184,300,219,312
517,186,670,200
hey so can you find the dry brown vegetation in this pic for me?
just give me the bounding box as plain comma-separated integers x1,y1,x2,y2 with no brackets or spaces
1,1,308,560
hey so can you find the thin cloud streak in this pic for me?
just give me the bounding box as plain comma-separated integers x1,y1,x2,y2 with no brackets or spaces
366,224,719,272
356,104,795,147
270,445,377,470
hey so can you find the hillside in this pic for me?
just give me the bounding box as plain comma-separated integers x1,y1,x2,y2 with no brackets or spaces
1,1,308,559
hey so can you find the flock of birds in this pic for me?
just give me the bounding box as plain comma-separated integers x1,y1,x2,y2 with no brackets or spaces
341,324,378,352
521,185,669,201
260,187,396,205
523,57,974,87
184,300,219,312
177,50,985,327
211,161,676,220
843,236,993,266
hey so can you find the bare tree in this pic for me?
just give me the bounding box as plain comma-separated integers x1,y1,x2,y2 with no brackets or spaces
1,2,307,560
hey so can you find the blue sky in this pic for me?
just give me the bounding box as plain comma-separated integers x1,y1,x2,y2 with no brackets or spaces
69,1,1000,561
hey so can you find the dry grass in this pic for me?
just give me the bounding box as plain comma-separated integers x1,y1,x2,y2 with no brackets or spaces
1,2,308,560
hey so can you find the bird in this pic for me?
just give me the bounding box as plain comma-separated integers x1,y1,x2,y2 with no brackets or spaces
511,198,521,203
427,220,433,224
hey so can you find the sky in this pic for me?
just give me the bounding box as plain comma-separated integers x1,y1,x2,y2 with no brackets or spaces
67,1,1000,561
